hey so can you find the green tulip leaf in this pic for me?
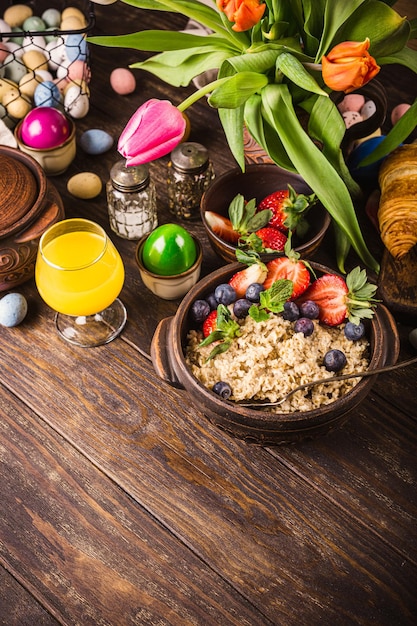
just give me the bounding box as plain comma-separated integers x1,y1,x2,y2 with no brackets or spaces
276,52,328,96
218,106,246,171
88,31,238,53
208,72,268,108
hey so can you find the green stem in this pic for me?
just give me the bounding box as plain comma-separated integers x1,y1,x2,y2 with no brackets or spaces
177,77,230,111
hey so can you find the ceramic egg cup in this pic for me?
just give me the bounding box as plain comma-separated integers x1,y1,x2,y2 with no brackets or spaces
15,116,76,176
135,235,203,300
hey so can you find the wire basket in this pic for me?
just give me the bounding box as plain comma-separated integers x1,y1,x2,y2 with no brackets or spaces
0,0,95,125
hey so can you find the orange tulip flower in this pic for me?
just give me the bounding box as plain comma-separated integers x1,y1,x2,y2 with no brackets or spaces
321,38,380,94
217,0,266,32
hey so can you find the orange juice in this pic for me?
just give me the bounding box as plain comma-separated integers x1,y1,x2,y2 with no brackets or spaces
36,229,124,316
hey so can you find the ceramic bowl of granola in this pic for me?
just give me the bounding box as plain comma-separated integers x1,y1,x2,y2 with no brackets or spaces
151,261,399,445
200,164,331,263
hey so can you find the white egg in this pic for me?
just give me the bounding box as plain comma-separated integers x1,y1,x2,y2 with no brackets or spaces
0,293,28,327
64,86,89,118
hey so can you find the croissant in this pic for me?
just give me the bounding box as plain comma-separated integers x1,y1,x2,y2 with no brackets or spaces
377,143,417,259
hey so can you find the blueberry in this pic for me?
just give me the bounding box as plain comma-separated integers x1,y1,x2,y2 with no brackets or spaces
294,317,314,336
245,282,265,303
205,292,218,311
233,298,252,319
212,381,232,399
323,349,347,372
344,321,365,341
214,283,236,306
282,301,300,321
299,300,319,319
190,299,211,323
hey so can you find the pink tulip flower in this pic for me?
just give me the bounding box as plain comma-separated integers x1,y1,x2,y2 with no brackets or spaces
118,99,186,165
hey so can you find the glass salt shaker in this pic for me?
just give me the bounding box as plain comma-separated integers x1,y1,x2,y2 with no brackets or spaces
106,160,157,240
167,142,215,220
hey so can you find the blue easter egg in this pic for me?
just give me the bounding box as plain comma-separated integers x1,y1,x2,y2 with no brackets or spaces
80,129,113,155
34,81,62,108
65,33,88,62
347,135,388,188
0,293,28,327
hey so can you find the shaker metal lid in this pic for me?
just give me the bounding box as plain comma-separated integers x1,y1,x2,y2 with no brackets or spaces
110,159,150,191
170,142,209,173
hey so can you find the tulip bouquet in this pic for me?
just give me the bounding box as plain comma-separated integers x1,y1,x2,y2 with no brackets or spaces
90,0,417,272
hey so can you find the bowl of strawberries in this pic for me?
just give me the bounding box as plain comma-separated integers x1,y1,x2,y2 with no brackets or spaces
201,163,331,263
151,256,399,445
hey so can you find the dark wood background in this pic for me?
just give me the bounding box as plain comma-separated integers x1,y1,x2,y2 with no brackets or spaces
0,1,416,625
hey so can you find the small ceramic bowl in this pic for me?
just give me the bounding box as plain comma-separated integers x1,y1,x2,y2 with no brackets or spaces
150,262,400,445
201,164,331,263
14,116,76,176
135,235,203,300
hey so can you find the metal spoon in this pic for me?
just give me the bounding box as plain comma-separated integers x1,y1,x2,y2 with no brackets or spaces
237,355,417,408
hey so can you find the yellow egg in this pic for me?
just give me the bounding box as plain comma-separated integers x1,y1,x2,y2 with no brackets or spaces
3,90,31,119
22,50,49,72
19,72,42,97
3,4,33,28
60,16,85,30
67,172,103,199
0,78,18,101
61,7,86,26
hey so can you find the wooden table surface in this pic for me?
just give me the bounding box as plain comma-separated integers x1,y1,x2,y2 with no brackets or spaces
1,2,416,624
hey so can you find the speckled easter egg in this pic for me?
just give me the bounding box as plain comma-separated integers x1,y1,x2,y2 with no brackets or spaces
65,33,88,62
67,172,102,199
360,100,376,120
34,80,62,107
342,110,363,129
42,8,61,28
2,89,31,119
67,60,91,83
110,68,136,95
337,94,365,114
20,107,71,148
0,293,28,327
22,15,46,31
4,55,27,83
0,42,10,63
4,4,33,28
142,224,197,275
80,128,113,155
391,103,411,125
64,85,89,118
22,49,48,72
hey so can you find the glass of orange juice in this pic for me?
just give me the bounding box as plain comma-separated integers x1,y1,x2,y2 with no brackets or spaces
35,218,127,347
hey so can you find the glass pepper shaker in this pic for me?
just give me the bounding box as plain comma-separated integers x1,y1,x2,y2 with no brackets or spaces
167,142,215,220
106,159,157,240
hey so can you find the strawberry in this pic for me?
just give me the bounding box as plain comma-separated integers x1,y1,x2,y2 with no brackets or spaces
202,309,218,338
204,211,240,244
297,267,379,326
258,189,289,231
254,227,287,252
228,251,267,298
263,250,311,299
258,185,317,236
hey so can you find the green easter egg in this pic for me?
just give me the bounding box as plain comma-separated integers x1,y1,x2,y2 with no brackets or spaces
142,224,197,276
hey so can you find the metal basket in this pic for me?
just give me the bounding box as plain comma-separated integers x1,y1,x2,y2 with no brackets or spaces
0,0,95,124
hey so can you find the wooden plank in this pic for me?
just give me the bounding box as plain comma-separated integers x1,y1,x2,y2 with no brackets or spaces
0,386,271,626
0,318,416,624
0,566,59,626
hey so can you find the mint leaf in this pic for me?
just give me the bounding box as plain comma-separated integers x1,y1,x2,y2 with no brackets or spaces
198,304,241,360
249,304,270,322
260,279,293,313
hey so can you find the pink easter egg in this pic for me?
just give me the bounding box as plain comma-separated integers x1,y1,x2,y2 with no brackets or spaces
20,107,71,149
338,94,366,114
110,68,136,95
0,42,9,63
67,60,91,83
391,103,411,125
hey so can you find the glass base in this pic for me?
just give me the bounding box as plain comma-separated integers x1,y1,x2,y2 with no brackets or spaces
55,298,127,347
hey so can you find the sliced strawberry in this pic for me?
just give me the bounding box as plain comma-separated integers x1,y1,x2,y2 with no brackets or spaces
255,227,287,252
202,309,218,338
258,190,289,232
228,262,267,298
264,255,310,299
297,267,379,327
297,274,348,326
204,211,240,244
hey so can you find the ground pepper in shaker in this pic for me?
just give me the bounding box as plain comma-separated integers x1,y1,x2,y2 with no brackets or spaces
167,142,214,220
106,160,157,240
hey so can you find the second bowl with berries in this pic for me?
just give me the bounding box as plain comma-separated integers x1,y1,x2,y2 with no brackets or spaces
201,163,331,263
151,257,400,445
